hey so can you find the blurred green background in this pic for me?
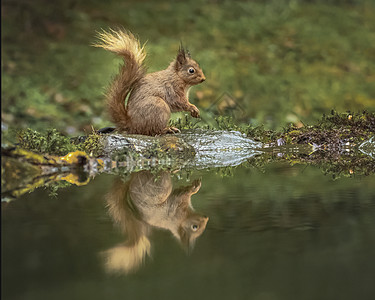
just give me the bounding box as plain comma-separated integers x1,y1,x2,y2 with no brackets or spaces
2,0,375,136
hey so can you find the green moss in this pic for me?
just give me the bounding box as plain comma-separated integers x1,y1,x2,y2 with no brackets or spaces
16,128,105,157
171,110,374,149
17,128,78,156
77,132,104,157
278,110,375,147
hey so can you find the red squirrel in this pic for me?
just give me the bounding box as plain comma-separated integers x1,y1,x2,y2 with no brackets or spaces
94,29,206,136
103,171,208,273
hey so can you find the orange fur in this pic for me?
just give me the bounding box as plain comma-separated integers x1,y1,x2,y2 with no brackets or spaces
103,171,208,274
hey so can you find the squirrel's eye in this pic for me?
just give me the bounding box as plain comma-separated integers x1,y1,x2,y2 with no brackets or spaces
188,67,195,74
191,224,199,231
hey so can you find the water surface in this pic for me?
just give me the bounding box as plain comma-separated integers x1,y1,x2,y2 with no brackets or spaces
2,163,375,300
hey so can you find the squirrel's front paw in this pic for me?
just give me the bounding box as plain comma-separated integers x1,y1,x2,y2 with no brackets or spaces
163,127,181,134
190,105,200,118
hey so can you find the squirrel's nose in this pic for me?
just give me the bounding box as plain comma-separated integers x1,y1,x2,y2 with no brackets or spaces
201,76,206,82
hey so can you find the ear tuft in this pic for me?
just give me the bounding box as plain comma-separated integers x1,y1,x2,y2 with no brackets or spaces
176,43,189,69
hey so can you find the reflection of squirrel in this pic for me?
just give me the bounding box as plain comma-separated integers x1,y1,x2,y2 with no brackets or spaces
103,171,208,274
94,29,206,136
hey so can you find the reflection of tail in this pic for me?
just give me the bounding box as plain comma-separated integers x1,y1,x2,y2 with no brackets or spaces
102,235,150,274
103,178,151,274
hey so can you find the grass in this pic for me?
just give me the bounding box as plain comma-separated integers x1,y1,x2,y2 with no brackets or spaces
2,0,375,136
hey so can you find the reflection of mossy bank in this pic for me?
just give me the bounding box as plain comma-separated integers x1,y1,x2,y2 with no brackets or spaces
1,148,90,199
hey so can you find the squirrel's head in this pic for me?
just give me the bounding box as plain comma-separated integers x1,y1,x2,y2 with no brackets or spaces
177,213,209,253
175,46,206,86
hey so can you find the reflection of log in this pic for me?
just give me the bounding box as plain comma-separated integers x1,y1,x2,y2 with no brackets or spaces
359,136,375,159
100,130,263,169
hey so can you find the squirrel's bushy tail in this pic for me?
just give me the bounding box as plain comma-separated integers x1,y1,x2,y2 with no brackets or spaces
94,29,146,130
102,236,151,274
103,178,151,274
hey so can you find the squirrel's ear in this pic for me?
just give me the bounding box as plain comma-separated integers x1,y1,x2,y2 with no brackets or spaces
176,45,187,69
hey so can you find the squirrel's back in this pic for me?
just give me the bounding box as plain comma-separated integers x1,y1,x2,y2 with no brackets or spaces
94,29,147,131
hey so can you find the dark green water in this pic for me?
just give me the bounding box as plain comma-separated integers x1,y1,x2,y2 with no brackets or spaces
2,163,375,300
